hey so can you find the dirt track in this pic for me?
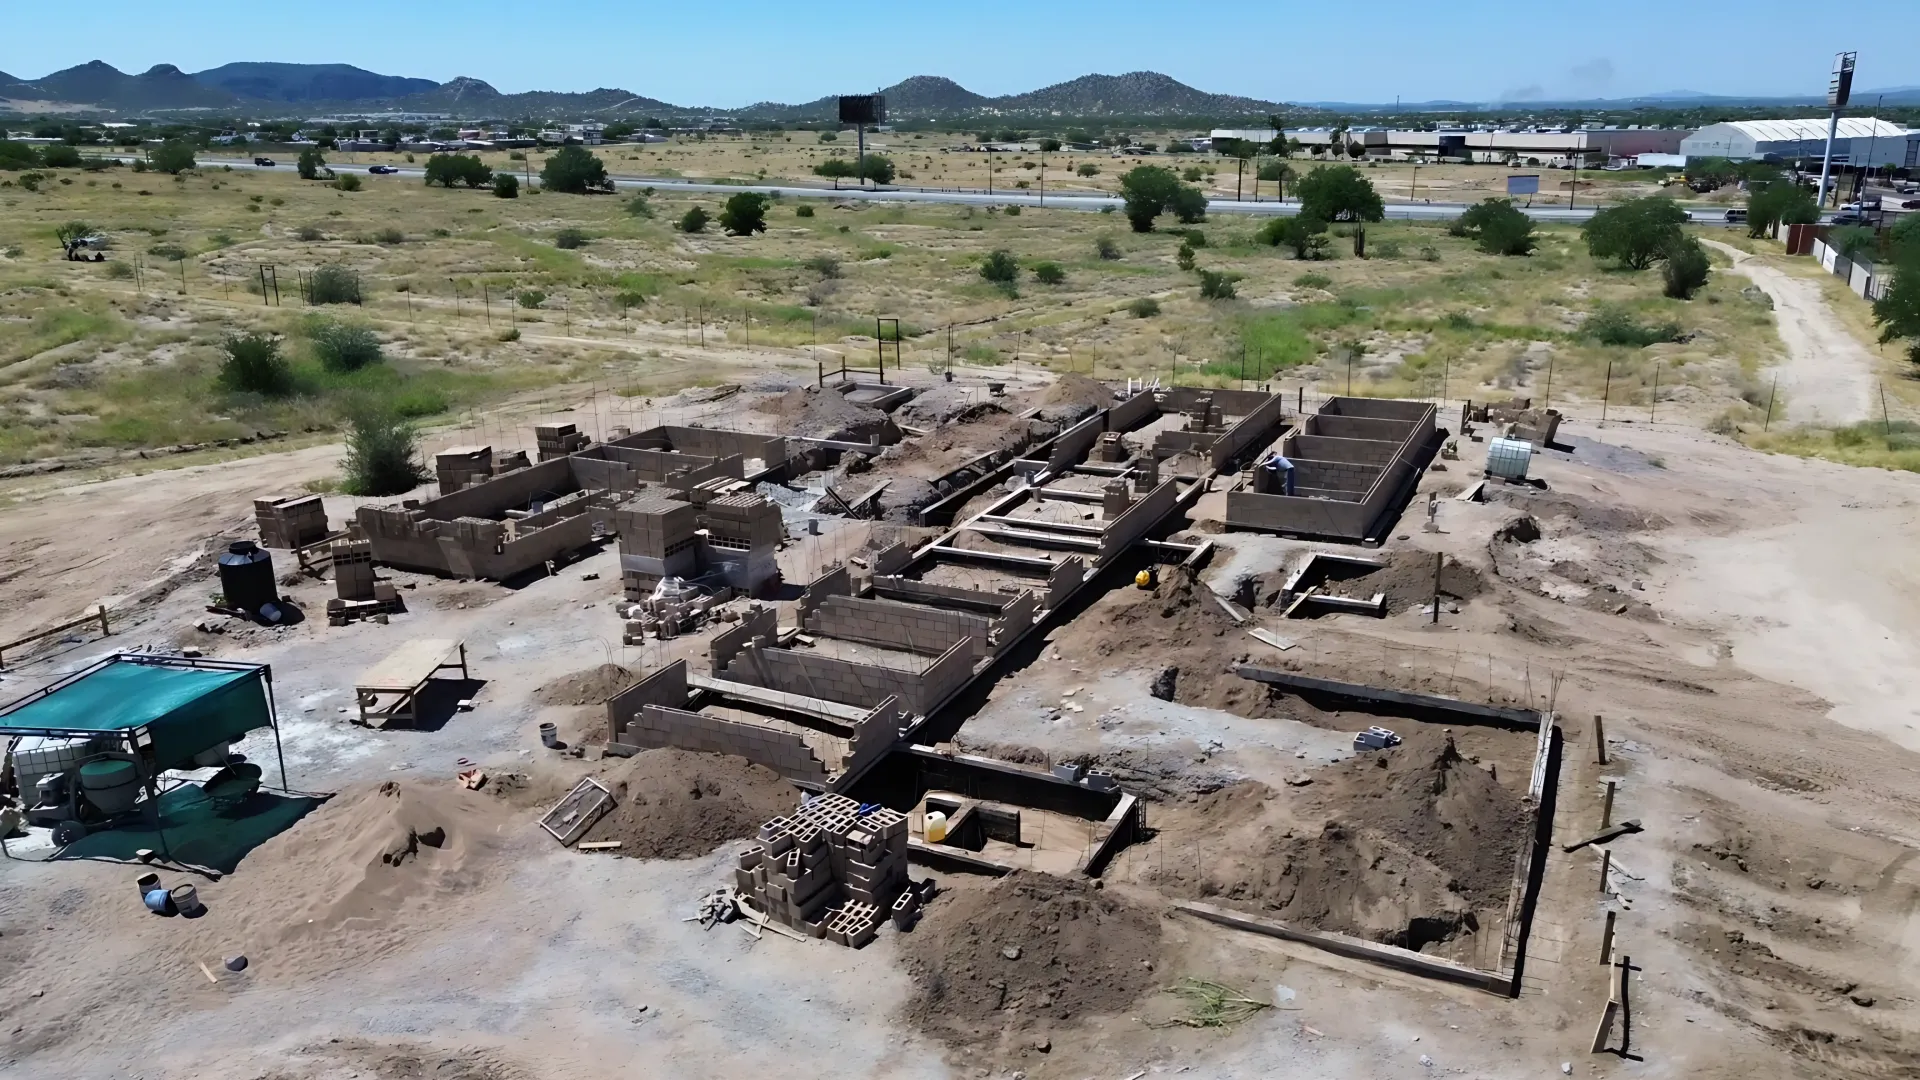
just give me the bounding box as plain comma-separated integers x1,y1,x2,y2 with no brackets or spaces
1704,239,1876,426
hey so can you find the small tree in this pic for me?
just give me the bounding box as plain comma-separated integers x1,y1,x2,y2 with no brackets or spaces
678,206,710,233
1198,269,1237,300
814,158,856,179
55,221,97,260
554,228,588,249
296,146,326,180
1828,225,1876,260
307,264,362,305
1168,185,1208,224
856,154,896,185
1663,236,1711,299
150,140,196,174
1118,165,1203,233
1128,297,1161,318
331,174,362,192
540,145,609,194
424,153,492,188
1033,261,1065,284
1076,162,1099,177
1095,236,1122,260
1038,138,1062,152
0,139,39,169
979,249,1019,286
306,316,384,372
1176,242,1196,271
493,173,519,199
1745,181,1818,238
42,144,82,168
217,333,294,396
1873,250,1920,365
719,191,770,236
1260,215,1330,260
339,401,428,497
1582,196,1687,270
1456,198,1537,256
1296,165,1384,224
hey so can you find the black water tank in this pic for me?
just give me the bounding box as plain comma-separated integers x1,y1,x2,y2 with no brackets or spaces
217,541,278,615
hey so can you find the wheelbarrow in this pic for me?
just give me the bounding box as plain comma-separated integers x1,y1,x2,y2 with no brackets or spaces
199,762,263,811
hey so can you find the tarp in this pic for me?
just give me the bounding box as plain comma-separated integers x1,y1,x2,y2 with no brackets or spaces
55,782,323,873
0,660,271,772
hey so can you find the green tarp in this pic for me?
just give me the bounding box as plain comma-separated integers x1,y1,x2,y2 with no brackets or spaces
55,782,322,873
0,660,271,772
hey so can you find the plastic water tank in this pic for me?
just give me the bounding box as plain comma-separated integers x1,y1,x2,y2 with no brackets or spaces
1486,437,1534,481
217,540,278,616
78,759,141,816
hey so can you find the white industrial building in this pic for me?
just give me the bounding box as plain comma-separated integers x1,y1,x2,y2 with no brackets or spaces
1206,126,1689,165
1680,118,1919,168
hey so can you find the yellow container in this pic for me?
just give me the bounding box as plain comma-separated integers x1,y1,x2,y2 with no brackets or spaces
925,811,948,843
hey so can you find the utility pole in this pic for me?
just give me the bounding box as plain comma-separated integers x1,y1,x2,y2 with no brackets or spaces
1818,51,1857,209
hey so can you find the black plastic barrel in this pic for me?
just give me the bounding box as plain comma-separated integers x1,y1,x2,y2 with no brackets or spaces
217,541,278,616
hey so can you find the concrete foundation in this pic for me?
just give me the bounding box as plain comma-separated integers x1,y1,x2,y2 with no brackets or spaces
1227,396,1437,542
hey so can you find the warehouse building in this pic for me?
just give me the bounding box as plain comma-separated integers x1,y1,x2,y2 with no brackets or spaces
1679,118,1919,169
1207,126,1689,165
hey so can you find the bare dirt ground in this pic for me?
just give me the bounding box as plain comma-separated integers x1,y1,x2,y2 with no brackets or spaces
4,363,1920,1079
1703,239,1876,426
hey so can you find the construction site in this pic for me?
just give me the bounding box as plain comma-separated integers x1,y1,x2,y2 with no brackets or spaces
1,356,1917,1080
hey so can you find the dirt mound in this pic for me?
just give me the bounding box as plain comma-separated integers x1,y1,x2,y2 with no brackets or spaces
532,664,637,708
580,748,797,858
1072,568,1274,713
1038,373,1115,420
754,385,891,441
900,872,1161,1048
1363,551,1488,613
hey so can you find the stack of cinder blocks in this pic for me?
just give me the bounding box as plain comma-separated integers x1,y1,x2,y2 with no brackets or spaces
255,494,330,550
534,423,590,461
434,445,494,495
333,539,376,600
733,793,912,947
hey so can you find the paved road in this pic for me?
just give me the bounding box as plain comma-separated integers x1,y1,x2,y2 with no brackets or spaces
183,156,1754,225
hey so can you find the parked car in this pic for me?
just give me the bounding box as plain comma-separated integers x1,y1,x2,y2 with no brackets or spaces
1829,211,1868,225
1897,198,1920,210
368,165,399,175
1841,197,1881,212
1724,208,1749,223
1895,182,1919,195
252,156,275,167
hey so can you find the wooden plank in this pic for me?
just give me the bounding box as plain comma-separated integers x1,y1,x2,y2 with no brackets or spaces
577,841,623,851
687,673,870,724
1456,479,1487,503
1172,900,1512,996
1232,665,1543,729
356,638,463,691
1248,628,1297,652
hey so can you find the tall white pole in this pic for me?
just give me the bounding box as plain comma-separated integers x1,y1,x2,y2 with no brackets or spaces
1817,109,1841,208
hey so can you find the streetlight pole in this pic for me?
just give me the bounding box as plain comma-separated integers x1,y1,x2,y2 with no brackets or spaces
1817,51,1857,209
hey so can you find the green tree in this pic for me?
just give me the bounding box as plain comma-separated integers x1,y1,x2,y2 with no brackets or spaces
540,145,608,194
1884,212,1920,258
1874,248,1920,364
296,146,326,180
979,249,1019,285
1117,166,1204,233
1663,236,1711,299
307,264,361,305
150,140,196,174
1176,242,1196,271
1745,181,1818,238
1828,225,1876,260
0,139,39,169
1296,165,1383,223
554,228,588,249
217,333,294,396
719,191,771,236
493,173,519,199
55,221,97,260
41,144,82,168
424,153,492,188
1582,196,1687,270
305,316,384,372
1038,138,1062,153
813,158,856,179
339,401,428,497
679,206,710,233
1455,198,1537,255
1032,261,1065,284
856,154,896,185
1259,215,1330,260
1076,162,1099,177
1198,269,1237,300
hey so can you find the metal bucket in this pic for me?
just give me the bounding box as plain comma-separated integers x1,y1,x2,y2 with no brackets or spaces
170,883,204,917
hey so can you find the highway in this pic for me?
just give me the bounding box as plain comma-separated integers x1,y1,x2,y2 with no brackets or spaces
183,156,1755,225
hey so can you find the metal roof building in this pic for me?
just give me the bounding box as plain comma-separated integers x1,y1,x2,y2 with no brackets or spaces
1681,118,1918,168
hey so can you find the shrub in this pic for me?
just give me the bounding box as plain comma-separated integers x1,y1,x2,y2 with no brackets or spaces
1077,163,1099,177
148,243,189,262
307,264,362,305
150,140,196,174
497,327,521,342
1259,215,1330,260
217,333,294,396
42,144,82,168
1032,261,1065,284
1003,204,1022,216
508,151,525,161
1198,270,1237,300
1419,245,1441,262
331,174,362,192
1585,306,1681,347
624,193,654,217
540,145,609,193
804,255,841,279
105,261,134,279
1582,196,1686,270
1293,272,1332,289
339,402,428,497
1828,225,1876,260
493,173,519,199
1176,243,1196,271
375,227,404,245
306,317,384,372
1176,228,1207,248
979,249,1019,285
1374,239,1403,258
718,191,771,236
679,206,709,233
795,204,815,218
1182,166,1205,182
554,227,588,249
1456,197,1537,256
1128,297,1161,318
1095,236,1121,260
1663,237,1712,300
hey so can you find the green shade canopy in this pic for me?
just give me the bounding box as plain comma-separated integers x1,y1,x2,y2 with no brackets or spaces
0,658,272,773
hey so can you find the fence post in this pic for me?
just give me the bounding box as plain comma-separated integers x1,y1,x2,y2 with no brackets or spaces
97,604,110,636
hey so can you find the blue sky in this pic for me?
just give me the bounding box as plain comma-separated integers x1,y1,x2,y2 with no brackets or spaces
3,0,1915,106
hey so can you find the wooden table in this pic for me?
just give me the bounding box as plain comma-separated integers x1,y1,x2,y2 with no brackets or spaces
355,638,469,728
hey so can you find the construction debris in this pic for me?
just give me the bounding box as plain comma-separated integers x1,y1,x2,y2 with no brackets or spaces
539,777,616,846
731,793,911,948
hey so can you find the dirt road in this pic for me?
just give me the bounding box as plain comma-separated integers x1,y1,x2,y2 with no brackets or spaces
1704,239,1875,426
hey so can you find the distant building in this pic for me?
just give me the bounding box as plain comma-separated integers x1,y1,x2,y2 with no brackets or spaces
1212,126,1689,166
1680,118,1918,169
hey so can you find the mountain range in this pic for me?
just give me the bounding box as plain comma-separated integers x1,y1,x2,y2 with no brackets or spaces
1,61,1916,119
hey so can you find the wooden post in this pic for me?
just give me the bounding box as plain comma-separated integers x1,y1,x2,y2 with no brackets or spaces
1593,713,1608,764
1597,847,1612,894
1431,551,1442,625
1600,779,1617,830
1599,909,1616,964
97,604,110,636
1590,955,1627,1053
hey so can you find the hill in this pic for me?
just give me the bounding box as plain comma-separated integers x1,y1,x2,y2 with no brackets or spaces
192,62,437,104
997,71,1282,116
32,61,239,110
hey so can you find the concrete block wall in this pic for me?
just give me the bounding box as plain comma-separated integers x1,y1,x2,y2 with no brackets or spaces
724,637,973,717
806,595,991,660
872,543,911,576
1152,430,1218,458
1047,413,1107,471
607,660,692,742
1323,396,1433,423
1105,389,1158,432
1311,415,1417,443
622,704,831,782
1289,458,1383,495
1289,434,1401,467
1098,479,1180,563
1209,393,1290,471
711,605,779,675
476,513,600,580
1225,489,1374,539
995,590,1037,648
417,456,575,523
797,565,852,626
1046,557,1086,610
844,696,905,779
653,425,786,467
871,576,1010,612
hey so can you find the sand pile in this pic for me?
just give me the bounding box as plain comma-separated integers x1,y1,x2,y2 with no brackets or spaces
754,385,891,441
900,872,1161,1047
579,749,797,858
1037,373,1115,421
1072,568,1275,714
532,664,638,708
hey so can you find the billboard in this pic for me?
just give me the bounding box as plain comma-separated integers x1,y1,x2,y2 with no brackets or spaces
1828,51,1856,110
1506,174,1541,196
838,95,887,126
